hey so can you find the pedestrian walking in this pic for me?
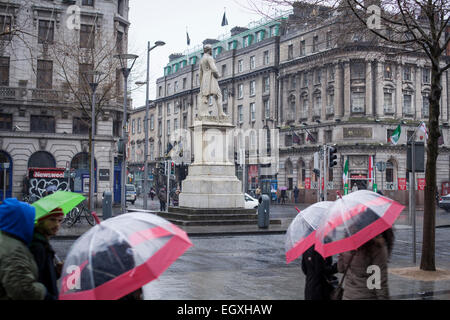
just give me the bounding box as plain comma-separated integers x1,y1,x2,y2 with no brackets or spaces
281,189,287,204
255,186,261,198
337,227,394,300
293,186,299,203
158,187,167,211
29,207,64,300
0,198,46,300
149,187,156,201
301,244,338,300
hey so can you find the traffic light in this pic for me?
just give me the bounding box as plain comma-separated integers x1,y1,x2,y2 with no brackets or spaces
313,168,320,178
170,161,175,175
328,146,338,168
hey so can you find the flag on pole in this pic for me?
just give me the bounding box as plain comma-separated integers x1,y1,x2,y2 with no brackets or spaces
305,130,316,143
388,124,402,145
292,131,300,144
418,121,428,140
342,158,349,186
186,30,191,46
368,156,373,182
221,8,228,26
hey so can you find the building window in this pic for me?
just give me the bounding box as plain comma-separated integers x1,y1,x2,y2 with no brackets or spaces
312,35,319,52
38,20,54,44
167,120,170,136
195,74,199,86
221,64,227,77
183,115,187,129
118,0,125,15
79,63,93,89
250,56,255,69
0,57,9,86
263,76,270,93
250,103,256,122
37,60,53,89
0,113,12,131
384,91,393,113
386,161,394,183
384,63,392,79
131,119,135,134
158,120,162,136
250,80,256,96
80,24,95,49
351,89,365,113
291,76,297,90
315,69,322,84
328,66,335,81
326,31,332,48
422,68,430,84
264,100,270,119
325,130,332,143
403,92,413,114
300,40,306,56
403,66,412,81
238,83,243,99
288,44,294,59
30,115,55,133
0,16,12,40
238,60,243,73
158,86,162,97
137,118,141,133
351,62,365,80
82,0,94,6
150,115,154,130
422,95,429,117
73,117,89,134
150,142,154,161
263,51,269,65
167,103,171,115
303,72,309,87
238,105,243,123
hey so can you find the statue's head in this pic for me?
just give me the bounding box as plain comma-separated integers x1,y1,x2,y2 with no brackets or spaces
203,44,212,54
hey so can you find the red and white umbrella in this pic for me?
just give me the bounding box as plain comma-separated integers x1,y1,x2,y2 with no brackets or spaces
59,212,193,300
285,201,334,263
314,190,404,258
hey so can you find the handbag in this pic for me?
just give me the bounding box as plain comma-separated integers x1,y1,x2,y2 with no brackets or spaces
330,252,355,300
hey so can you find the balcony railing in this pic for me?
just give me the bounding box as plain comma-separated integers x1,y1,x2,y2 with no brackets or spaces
313,108,321,118
299,110,308,120
384,106,395,114
422,108,429,118
31,88,62,102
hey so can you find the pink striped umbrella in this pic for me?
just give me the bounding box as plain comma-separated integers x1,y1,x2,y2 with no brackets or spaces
314,190,404,258
285,201,334,264
59,212,192,300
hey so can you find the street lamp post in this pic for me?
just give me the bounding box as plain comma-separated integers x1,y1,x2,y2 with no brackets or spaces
136,40,165,210
84,71,104,213
114,53,139,214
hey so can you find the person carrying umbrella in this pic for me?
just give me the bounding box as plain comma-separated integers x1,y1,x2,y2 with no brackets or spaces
29,207,65,300
337,227,394,300
0,198,46,300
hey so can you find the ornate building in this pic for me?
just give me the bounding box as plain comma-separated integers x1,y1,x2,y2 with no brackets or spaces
0,0,131,204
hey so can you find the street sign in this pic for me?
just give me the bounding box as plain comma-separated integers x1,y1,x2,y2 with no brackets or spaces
376,161,386,172
373,183,378,193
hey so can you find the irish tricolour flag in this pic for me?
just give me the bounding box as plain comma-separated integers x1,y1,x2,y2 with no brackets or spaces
389,124,402,145
342,158,349,186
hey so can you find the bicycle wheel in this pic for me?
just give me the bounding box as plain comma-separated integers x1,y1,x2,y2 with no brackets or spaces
84,208,96,226
65,207,80,228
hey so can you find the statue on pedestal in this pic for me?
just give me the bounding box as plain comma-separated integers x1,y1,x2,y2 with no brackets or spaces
198,44,227,121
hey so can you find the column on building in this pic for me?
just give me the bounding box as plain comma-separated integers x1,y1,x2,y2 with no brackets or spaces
415,65,422,119
441,69,448,121
343,61,351,117
336,61,344,118
395,62,403,119
365,60,373,117
376,61,384,118
321,65,327,120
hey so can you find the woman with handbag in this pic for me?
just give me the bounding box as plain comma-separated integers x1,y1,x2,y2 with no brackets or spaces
301,244,338,300
337,228,394,300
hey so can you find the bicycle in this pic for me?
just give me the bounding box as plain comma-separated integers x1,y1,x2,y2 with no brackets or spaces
64,201,96,227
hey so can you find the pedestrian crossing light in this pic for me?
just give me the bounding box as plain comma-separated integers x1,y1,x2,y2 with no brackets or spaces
328,146,338,168
170,161,175,175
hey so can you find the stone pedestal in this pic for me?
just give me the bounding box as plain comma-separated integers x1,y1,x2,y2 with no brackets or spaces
179,118,245,209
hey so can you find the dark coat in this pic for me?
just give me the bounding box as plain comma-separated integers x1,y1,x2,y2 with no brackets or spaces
29,232,59,300
158,189,167,203
301,246,338,300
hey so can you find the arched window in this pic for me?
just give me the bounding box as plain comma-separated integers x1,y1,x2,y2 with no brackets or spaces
28,151,56,168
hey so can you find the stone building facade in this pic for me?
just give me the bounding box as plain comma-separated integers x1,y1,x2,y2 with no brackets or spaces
0,0,131,205
149,3,450,205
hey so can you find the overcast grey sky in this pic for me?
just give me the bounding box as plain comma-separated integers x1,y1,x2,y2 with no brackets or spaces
128,0,270,109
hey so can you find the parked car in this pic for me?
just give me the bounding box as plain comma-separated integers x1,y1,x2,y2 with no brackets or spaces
126,184,137,205
244,193,259,209
438,194,450,212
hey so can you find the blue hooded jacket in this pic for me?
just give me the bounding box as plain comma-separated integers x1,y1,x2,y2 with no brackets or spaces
0,198,36,246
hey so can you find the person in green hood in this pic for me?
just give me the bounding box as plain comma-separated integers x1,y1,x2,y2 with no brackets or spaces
30,207,64,300
0,198,46,300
